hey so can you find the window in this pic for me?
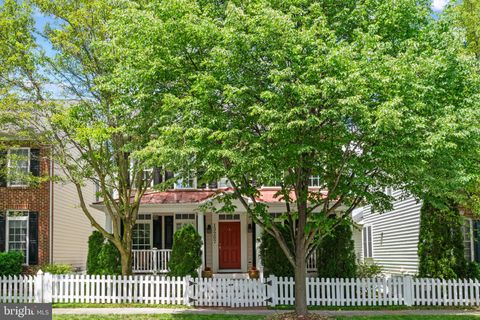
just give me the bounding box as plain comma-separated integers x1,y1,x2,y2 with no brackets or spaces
7,148,30,187
175,213,196,231
217,178,231,188
175,175,196,189
384,187,393,197
463,218,474,262
142,169,154,188
362,225,373,259
308,175,321,187
218,214,240,221
133,215,151,250
6,211,29,264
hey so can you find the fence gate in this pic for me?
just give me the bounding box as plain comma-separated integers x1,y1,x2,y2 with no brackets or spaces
188,277,269,307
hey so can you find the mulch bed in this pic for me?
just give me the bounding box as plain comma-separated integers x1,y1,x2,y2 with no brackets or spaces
267,313,330,320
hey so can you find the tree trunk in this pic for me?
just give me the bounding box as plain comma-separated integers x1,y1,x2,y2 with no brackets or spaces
294,242,308,316
120,247,133,275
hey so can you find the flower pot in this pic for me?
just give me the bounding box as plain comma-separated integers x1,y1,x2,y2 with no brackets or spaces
202,269,213,278
248,269,260,279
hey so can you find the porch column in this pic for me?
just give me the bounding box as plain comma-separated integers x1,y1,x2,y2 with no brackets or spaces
197,211,205,271
255,223,263,276
105,214,112,233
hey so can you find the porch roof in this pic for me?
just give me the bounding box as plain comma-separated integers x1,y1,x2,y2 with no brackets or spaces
92,187,327,207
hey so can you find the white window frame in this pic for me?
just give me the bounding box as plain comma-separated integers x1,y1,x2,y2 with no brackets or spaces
308,175,321,187
174,213,196,232
174,175,197,189
362,224,374,259
132,215,152,250
6,210,29,265
463,218,475,262
7,148,30,187
142,168,154,188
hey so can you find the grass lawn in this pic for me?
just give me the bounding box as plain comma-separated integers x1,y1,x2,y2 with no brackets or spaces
53,303,190,309
53,315,480,320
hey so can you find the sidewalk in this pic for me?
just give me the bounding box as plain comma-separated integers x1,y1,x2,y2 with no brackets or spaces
53,307,480,317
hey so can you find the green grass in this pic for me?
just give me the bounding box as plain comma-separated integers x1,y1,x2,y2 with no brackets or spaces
53,303,191,309
273,305,480,311
52,315,480,320
53,315,265,320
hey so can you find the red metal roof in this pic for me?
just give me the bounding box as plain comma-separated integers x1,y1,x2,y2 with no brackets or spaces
92,187,327,206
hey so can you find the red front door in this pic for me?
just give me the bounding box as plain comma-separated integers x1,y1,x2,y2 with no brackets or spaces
219,221,241,269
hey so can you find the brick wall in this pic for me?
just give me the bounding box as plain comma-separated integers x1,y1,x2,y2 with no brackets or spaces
0,146,50,265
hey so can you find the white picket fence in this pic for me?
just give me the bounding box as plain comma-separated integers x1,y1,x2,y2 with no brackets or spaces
1,271,480,307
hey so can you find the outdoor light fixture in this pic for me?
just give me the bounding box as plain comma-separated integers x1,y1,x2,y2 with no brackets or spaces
247,223,252,233
206,224,212,234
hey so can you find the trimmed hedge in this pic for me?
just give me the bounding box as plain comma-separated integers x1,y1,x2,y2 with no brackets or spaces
86,231,121,275
168,224,202,277
42,264,73,275
317,222,357,278
87,231,104,275
418,198,468,279
259,225,294,277
0,251,24,276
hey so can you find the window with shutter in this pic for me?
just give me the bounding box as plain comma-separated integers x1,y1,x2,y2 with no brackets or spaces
6,211,29,264
362,225,373,259
7,148,30,187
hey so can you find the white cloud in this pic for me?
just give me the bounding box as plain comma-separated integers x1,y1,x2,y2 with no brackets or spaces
432,0,449,12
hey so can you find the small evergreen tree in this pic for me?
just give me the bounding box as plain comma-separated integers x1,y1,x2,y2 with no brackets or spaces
317,222,357,278
87,231,104,274
259,225,294,277
418,197,467,279
97,240,122,275
168,224,202,277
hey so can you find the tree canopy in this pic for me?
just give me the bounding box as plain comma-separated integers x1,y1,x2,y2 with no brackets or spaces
100,0,480,314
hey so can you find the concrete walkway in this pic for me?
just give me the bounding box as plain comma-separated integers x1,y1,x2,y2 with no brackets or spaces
53,307,480,317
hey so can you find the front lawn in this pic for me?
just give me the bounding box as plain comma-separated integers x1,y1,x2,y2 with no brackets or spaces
53,315,480,320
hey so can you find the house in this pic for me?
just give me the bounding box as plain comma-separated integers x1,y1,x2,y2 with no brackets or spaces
352,189,480,275
0,142,103,270
91,172,321,275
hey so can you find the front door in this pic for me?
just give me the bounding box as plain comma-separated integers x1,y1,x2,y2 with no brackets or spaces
219,221,241,269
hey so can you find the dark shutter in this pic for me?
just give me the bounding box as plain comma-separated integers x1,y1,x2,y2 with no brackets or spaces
164,216,174,249
0,212,5,252
474,221,480,263
0,150,6,187
153,216,162,249
29,149,41,177
164,171,174,188
28,212,38,265
153,168,163,186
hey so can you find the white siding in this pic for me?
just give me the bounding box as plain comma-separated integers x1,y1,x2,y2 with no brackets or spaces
357,192,422,275
52,170,104,270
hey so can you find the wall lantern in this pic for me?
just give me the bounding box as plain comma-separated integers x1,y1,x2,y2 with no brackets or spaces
206,224,212,234
247,223,253,233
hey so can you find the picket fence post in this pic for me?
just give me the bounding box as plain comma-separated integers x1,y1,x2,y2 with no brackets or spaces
404,275,414,306
34,270,44,303
184,276,191,306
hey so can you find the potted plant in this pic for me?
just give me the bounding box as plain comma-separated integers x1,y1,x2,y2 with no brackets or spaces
248,266,260,279
201,267,213,278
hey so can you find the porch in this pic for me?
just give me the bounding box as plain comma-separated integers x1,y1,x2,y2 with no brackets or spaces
132,248,318,274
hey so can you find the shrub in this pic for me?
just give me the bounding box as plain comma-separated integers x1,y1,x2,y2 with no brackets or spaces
418,197,467,279
0,251,24,276
97,240,122,275
42,264,73,274
464,262,480,280
168,224,202,277
259,225,294,277
317,222,356,278
87,231,104,275
356,261,383,278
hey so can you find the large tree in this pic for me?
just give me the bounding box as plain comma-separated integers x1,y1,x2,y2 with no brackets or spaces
0,0,165,275
102,0,480,314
